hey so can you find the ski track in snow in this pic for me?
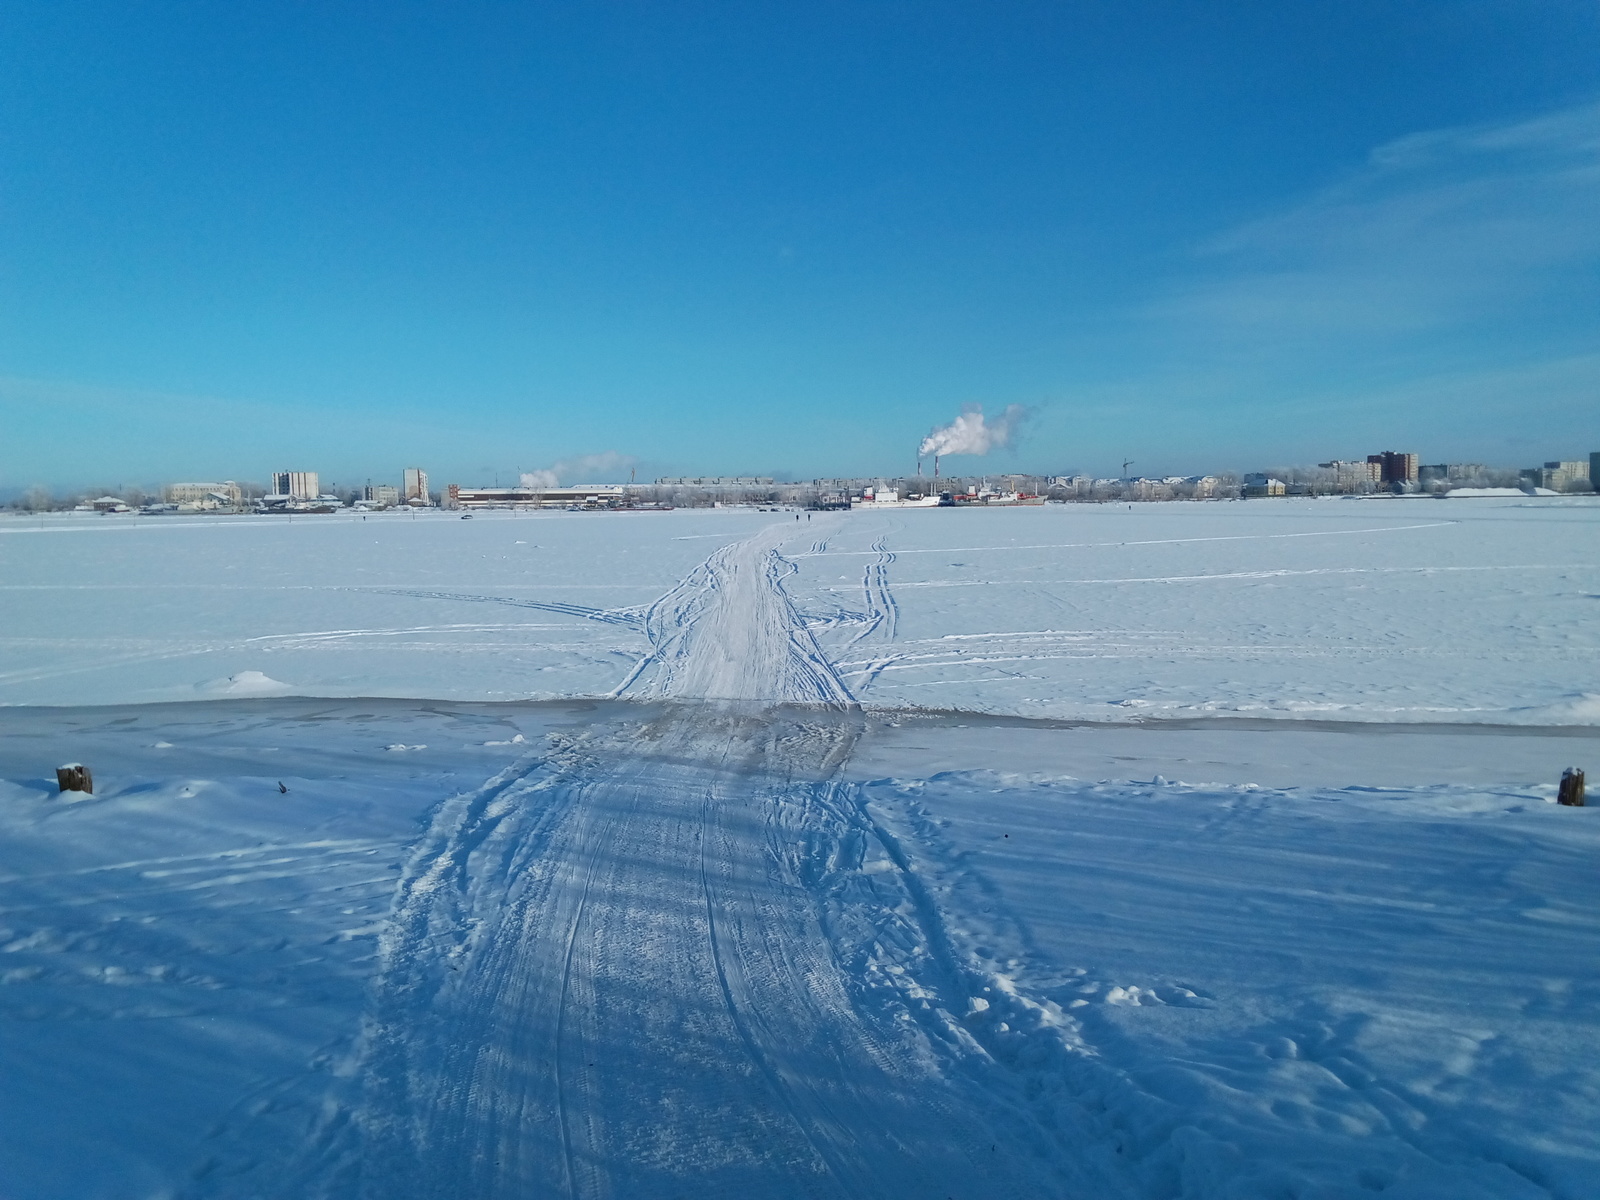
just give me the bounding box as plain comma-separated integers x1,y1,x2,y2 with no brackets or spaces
259,521,1132,1198
847,535,900,647
366,588,646,629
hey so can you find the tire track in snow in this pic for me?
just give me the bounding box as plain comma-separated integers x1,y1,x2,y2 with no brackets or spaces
280,522,1136,1199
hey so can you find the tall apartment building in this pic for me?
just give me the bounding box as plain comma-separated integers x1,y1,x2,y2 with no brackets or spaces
1367,452,1419,484
271,471,319,500
364,483,400,507
403,468,430,504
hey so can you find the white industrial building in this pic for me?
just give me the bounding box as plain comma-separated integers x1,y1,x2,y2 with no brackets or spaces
165,481,243,510
447,484,627,509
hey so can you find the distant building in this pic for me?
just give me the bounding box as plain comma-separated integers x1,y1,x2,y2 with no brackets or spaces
403,468,430,504
1523,461,1591,492
1367,452,1419,484
272,471,319,500
364,483,400,507
447,484,627,509
655,476,775,487
1320,460,1382,490
1418,463,1497,490
166,481,243,510
1242,474,1286,497
1049,475,1094,497
1126,477,1174,501
996,474,1045,495
1592,452,1600,491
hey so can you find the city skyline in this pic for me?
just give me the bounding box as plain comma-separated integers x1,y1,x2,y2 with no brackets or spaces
11,444,1597,511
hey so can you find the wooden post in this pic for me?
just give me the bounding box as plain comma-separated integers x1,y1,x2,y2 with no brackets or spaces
55,763,93,794
1557,767,1585,807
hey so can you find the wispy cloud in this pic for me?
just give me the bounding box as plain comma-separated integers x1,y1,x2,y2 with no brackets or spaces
1152,100,1600,347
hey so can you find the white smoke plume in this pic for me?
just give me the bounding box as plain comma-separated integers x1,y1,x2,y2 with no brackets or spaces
520,451,638,488
917,404,1030,460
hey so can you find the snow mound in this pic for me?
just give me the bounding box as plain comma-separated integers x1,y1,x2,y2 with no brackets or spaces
1537,692,1600,724
197,671,293,696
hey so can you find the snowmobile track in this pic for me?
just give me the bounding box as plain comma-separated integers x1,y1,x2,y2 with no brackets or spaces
288,521,1140,1199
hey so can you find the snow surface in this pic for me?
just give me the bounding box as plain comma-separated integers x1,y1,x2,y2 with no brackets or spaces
2,497,1597,722
2,499,1598,1198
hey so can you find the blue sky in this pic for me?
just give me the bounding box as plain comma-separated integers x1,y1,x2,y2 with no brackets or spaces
2,1,1598,488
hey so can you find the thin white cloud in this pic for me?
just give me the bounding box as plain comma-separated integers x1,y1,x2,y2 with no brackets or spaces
1154,99,1600,342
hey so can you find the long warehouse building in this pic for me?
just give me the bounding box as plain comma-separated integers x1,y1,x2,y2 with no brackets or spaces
446,484,627,509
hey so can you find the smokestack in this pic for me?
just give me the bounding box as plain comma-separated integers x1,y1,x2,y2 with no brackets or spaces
933,456,940,478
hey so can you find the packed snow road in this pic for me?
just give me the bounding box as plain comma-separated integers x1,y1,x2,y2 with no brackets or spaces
307,524,1127,1198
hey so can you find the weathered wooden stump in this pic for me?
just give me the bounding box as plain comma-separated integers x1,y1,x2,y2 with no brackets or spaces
1557,767,1585,807
56,763,93,794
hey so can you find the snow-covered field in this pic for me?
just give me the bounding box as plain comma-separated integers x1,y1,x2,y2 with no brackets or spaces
3,498,1598,722
2,499,1598,1198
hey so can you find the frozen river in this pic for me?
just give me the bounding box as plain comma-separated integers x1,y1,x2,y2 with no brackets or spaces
1,498,1597,1198
3,496,1598,724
